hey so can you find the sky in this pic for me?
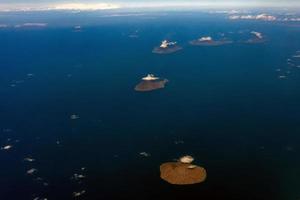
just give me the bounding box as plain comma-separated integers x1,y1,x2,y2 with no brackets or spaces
1,0,300,11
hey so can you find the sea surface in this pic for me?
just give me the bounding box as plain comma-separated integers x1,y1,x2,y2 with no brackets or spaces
1,11,300,200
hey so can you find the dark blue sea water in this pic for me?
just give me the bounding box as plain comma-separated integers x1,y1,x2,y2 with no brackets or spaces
1,11,300,200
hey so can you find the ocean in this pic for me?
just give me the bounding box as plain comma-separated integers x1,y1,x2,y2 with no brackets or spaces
1,11,300,200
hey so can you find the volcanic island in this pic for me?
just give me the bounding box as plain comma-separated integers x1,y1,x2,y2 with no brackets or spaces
152,40,182,54
135,74,168,92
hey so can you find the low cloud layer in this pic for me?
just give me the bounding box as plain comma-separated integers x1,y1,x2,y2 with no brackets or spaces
229,14,277,21
1,1,300,12
15,23,48,28
229,13,300,22
0,3,121,12
0,23,48,28
0,24,8,28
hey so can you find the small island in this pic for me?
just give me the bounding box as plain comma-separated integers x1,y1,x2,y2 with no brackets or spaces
160,155,207,185
245,31,266,44
73,25,82,32
135,74,168,92
190,36,233,46
152,40,182,54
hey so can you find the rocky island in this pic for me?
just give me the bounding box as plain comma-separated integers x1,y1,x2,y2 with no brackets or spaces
152,40,182,54
190,36,233,46
135,74,168,92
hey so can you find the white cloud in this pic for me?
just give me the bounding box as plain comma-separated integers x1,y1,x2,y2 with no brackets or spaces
256,14,276,21
0,24,8,28
100,13,146,18
229,15,240,20
51,3,121,11
15,23,48,28
209,10,244,14
0,3,121,12
241,15,256,19
281,17,300,21
1,1,300,12
198,36,213,42
229,13,277,21
229,13,300,22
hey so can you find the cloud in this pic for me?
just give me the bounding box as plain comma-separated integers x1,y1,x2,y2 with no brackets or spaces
15,23,48,28
0,3,121,12
0,24,9,28
281,17,300,21
51,3,121,11
100,13,146,18
229,13,300,22
209,10,244,14
2,1,300,12
229,13,277,21
256,14,277,21
198,36,213,42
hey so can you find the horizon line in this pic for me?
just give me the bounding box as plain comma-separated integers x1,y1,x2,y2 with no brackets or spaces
1,2,300,12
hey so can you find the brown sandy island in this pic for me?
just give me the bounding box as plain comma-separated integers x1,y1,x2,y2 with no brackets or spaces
135,79,168,92
160,162,207,185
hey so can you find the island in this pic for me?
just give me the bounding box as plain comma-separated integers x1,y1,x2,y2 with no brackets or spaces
160,155,207,185
152,40,182,54
73,25,82,32
245,31,266,43
190,36,233,46
135,74,168,92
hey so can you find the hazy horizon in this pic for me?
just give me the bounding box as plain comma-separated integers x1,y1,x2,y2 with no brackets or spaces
1,0,300,12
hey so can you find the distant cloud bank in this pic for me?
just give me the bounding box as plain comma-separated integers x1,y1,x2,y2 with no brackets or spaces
0,23,48,28
1,1,300,12
0,24,8,28
229,13,300,22
229,14,277,21
15,23,48,28
52,3,120,11
0,3,121,12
